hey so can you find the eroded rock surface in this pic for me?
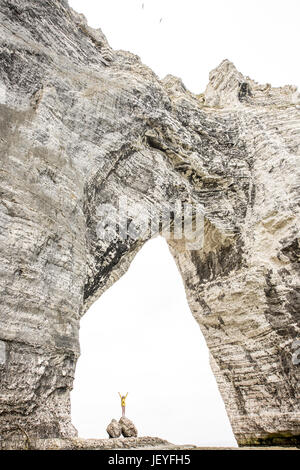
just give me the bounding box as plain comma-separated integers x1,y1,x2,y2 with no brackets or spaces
106,419,122,439
119,417,138,438
0,436,191,451
0,0,299,446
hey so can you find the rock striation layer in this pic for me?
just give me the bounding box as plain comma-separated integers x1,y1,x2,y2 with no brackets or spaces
0,0,299,446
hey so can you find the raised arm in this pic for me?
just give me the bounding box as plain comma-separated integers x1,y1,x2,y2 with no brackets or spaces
125,392,128,398
118,392,121,398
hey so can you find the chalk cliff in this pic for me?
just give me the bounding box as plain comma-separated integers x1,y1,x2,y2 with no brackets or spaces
0,0,299,446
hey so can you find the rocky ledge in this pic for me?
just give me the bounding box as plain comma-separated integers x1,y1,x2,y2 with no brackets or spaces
0,437,299,451
0,436,196,451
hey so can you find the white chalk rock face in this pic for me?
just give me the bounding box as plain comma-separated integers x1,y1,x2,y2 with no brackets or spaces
0,0,299,447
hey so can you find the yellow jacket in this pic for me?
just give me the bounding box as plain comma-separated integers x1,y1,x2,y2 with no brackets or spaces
119,392,128,406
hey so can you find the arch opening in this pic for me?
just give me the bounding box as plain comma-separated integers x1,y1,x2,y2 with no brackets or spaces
71,236,237,447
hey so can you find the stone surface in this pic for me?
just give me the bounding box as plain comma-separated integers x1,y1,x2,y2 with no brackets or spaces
0,437,298,451
106,419,122,438
119,417,138,438
0,436,193,450
0,0,299,447
0,340,6,365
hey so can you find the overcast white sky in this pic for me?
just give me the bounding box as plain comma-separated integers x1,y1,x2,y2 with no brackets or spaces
69,0,299,447
69,0,299,93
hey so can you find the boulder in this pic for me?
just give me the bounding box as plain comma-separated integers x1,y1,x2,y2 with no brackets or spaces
119,417,138,438
106,419,122,438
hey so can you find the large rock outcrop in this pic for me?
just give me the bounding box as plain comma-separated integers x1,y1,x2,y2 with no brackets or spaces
0,0,299,446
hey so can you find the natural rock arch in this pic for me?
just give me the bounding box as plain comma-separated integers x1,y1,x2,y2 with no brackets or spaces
72,235,237,446
0,0,299,447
